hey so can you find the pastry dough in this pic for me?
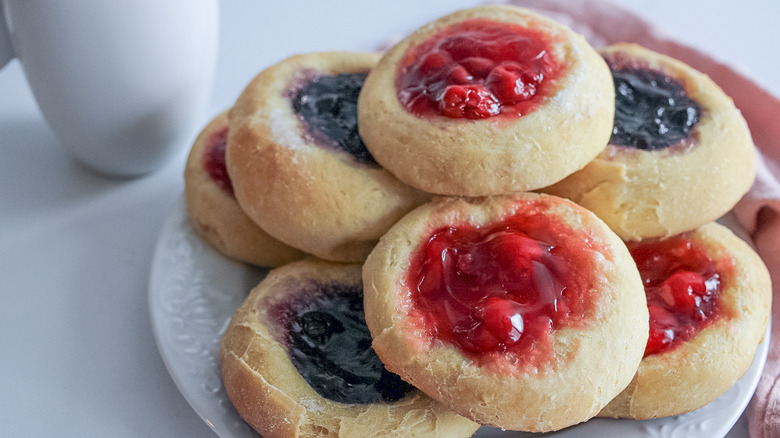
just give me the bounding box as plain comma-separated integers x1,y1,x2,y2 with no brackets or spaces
358,5,614,196
220,259,480,438
543,43,756,241
184,111,305,267
227,52,429,263
362,192,647,432
600,222,771,419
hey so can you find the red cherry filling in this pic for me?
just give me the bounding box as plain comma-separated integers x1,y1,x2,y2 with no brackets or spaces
408,199,609,369
438,84,499,119
201,125,234,196
628,236,731,357
660,271,709,314
396,19,562,120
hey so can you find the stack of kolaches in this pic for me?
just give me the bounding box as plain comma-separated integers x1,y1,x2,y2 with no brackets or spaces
182,5,771,437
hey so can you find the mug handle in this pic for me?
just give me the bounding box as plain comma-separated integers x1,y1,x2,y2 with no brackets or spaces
0,0,15,68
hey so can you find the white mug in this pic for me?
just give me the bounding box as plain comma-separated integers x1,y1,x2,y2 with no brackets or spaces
0,0,219,177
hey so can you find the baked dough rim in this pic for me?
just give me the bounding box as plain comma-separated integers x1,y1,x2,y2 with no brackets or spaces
227,52,429,262
358,5,615,196
543,43,757,241
184,110,305,267
362,193,648,432
220,259,480,438
599,222,772,419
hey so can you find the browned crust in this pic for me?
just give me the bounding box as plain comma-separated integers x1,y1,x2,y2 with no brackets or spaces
543,43,757,241
220,259,481,438
599,222,772,419
358,5,615,196
184,110,306,267
362,192,648,432
226,52,430,263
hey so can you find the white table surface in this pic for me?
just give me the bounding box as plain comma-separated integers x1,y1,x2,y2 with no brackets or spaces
1,1,777,437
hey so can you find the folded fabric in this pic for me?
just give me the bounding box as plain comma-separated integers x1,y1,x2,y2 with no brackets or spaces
503,1,780,436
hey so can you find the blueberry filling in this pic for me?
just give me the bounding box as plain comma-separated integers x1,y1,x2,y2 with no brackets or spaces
271,281,415,404
291,73,377,165
608,63,701,151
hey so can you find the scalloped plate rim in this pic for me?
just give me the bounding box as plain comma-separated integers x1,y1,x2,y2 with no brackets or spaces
149,196,770,438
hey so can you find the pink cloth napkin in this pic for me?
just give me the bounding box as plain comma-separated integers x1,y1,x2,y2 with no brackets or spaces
502,1,780,436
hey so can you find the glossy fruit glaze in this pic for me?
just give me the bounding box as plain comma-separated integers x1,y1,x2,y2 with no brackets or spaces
202,125,233,196
291,72,377,165
407,199,609,369
396,18,562,120
270,280,415,404
605,53,701,151
628,235,730,357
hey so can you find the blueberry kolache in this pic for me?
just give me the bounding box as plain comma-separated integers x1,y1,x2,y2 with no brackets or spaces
599,222,771,419
357,5,615,196
184,111,305,267
362,193,648,432
219,260,480,438
542,43,756,241
226,52,430,263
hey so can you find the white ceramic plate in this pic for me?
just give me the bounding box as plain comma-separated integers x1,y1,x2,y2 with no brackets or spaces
149,198,769,438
